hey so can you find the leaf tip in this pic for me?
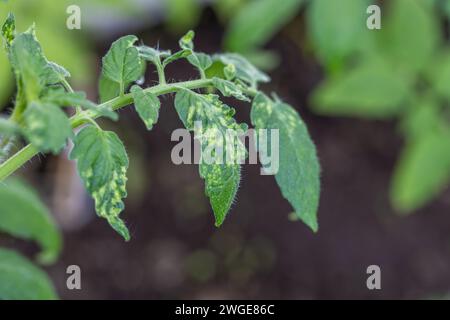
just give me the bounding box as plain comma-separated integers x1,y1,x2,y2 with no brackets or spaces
110,219,131,242
295,211,319,233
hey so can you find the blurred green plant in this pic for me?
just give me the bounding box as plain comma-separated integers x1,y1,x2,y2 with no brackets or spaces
164,0,305,68
0,179,61,299
308,0,450,212
0,14,320,248
0,0,308,110
0,0,93,110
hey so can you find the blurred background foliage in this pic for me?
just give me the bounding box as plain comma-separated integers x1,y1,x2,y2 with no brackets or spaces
1,0,450,299
0,0,306,108
308,0,450,213
0,178,60,299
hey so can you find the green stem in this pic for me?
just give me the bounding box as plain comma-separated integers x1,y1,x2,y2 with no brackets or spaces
0,78,213,182
62,78,82,114
155,59,166,85
0,144,38,181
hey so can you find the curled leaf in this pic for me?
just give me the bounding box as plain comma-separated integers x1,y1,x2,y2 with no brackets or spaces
70,125,130,241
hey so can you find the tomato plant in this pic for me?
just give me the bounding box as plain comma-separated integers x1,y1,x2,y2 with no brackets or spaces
0,14,320,298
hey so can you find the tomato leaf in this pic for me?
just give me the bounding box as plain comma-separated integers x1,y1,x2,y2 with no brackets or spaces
251,93,320,231
70,125,130,241
0,248,57,300
174,89,246,226
0,179,61,264
100,35,142,97
23,101,72,153
312,60,411,118
130,85,160,130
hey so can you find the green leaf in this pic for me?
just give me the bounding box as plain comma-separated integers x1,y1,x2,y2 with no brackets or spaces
45,61,70,84
307,0,371,71
41,88,96,109
0,179,61,264
251,93,320,231
23,101,72,153
174,89,246,226
379,0,439,73
312,60,411,118
43,87,117,120
69,125,130,241
179,30,195,50
426,51,450,102
138,46,171,65
130,85,160,130
0,117,18,135
225,0,304,52
241,49,280,71
0,248,57,300
1,12,15,47
212,77,250,102
165,0,201,34
213,53,270,87
162,49,191,68
100,35,142,96
391,129,450,212
187,52,212,71
400,97,441,140
99,73,120,103
8,29,60,100
0,50,13,108
199,162,241,227
164,31,213,74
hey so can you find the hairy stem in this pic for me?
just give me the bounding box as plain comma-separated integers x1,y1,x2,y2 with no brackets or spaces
155,60,166,85
0,78,214,182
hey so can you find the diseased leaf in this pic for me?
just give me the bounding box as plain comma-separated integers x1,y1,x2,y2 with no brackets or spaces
199,162,241,227
174,89,246,226
0,179,61,264
312,60,411,118
225,0,304,52
1,12,15,47
0,248,57,300
130,85,160,130
213,53,270,87
391,129,450,212
23,101,72,153
251,93,320,231
69,125,130,241
212,77,250,102
100,35,141,96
